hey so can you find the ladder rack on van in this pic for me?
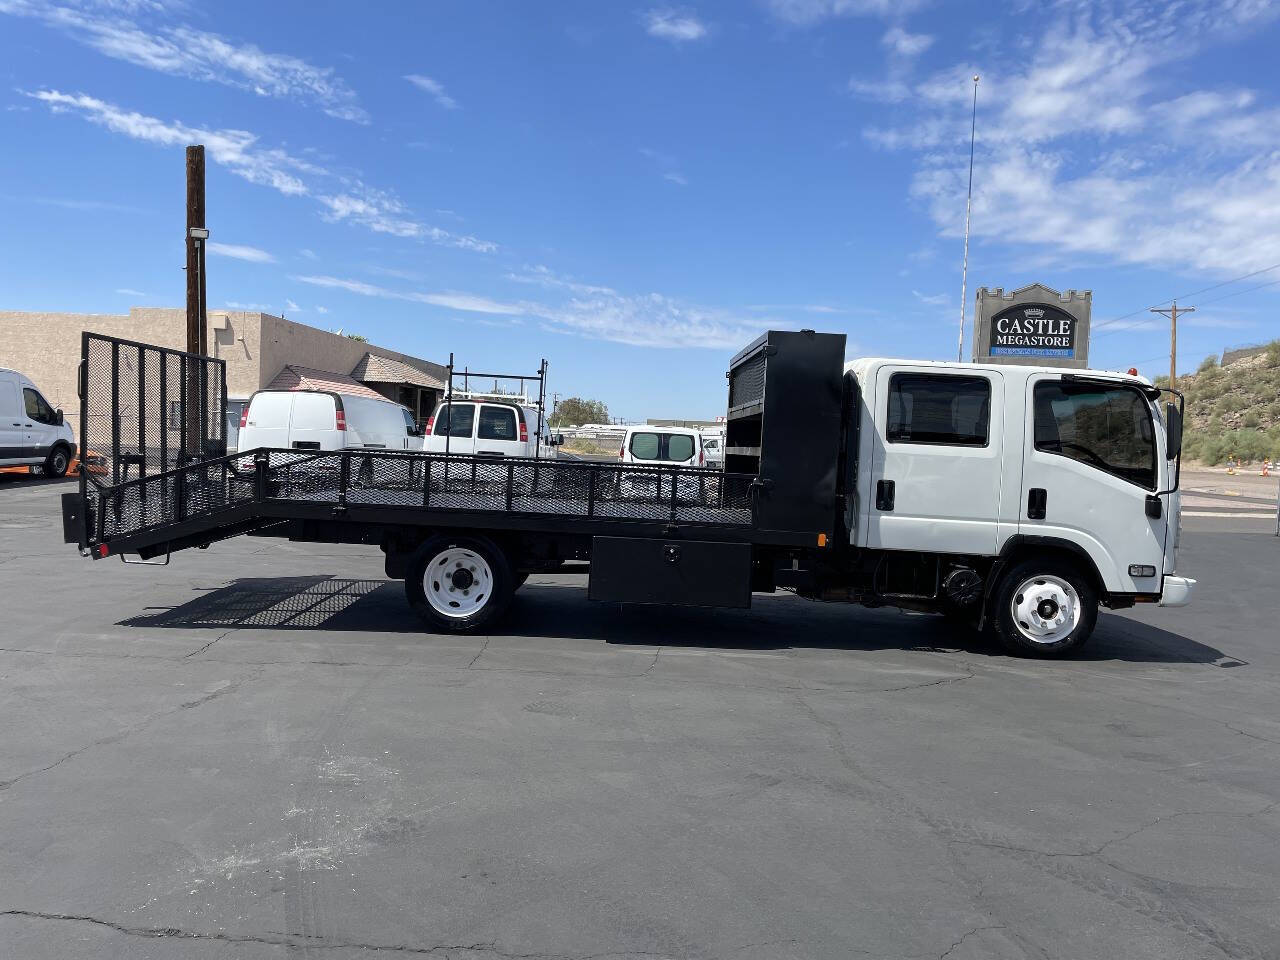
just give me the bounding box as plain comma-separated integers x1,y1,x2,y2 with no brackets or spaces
442,355,548,456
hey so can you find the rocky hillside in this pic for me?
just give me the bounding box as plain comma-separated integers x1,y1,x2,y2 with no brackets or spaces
1159,341,1280,464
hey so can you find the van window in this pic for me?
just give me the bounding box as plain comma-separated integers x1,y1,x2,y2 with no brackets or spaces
887,374,990,446
401,408,418,436
432,403,475,438
667,433,695,462
23,388,57,425
1034,381,1156,490
478,405,518,441
629,432,695,462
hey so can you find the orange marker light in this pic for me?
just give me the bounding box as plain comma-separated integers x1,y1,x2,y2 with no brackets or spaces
817,533,827,547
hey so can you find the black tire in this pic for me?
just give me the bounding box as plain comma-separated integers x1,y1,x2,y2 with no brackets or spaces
44,445,70,479
405,535,515,633
990,558,1098,658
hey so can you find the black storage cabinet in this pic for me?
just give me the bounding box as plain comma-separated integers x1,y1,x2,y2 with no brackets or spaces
725,330,846,537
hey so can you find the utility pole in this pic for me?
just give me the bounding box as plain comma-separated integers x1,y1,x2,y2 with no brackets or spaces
184,144,209,459
957,74,980,362
1150,301,1194,389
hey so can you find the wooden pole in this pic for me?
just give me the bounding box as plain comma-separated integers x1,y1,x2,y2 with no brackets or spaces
184,145,207,459
185,145,206,356
1150,301,1194,390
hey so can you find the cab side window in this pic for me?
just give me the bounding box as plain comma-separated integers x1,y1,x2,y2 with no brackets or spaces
23,388,57,425
887,374,990,446
1034,381,1156,490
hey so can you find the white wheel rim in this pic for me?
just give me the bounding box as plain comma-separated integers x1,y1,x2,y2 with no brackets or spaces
424,547,494,619
1011,574,1080,644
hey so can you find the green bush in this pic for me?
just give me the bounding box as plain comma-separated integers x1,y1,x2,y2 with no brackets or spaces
1197,354,1220,373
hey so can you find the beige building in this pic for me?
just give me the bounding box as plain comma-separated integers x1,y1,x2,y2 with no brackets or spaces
0,307,447,442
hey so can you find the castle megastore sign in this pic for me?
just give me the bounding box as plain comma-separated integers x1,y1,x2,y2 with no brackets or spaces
989,303,1077,358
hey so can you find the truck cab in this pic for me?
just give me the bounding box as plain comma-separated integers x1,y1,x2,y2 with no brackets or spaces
843,358,1192,654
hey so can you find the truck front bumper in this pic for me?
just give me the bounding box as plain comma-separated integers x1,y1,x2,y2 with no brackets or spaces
1158,576,1196,607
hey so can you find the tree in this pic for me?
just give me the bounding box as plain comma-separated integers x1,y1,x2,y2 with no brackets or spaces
550,396,609,427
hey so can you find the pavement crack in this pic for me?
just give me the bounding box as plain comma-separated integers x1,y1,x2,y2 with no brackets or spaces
183,627,235,659
878,666,976,692
0,911,673,958
639,647,663,677
938,925,1004,960
0,669,265,790
467,635,493,669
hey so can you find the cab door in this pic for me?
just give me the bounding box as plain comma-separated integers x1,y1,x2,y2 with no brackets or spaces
1020,376,1166,593
867,366,1006,555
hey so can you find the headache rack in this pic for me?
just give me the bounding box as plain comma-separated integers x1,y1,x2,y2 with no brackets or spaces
64,333,757,560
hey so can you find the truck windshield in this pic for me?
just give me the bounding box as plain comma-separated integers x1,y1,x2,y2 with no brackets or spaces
1033,381,1156,489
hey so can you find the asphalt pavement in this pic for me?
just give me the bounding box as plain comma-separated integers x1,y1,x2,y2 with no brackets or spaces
1,475,1277,959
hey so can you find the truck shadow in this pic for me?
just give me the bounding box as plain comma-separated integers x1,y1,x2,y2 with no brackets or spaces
117,576,1229,665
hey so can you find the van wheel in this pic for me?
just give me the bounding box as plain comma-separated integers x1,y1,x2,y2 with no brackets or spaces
991,559,1097,658
44,446,70,478
406,535,514,633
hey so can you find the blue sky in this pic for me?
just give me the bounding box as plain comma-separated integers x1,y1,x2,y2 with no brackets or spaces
3,0,1280,419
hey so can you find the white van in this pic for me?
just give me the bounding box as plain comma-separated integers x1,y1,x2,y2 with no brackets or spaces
238,389,423,452
619,425,706,467
0,368,76,477
423,398,561,458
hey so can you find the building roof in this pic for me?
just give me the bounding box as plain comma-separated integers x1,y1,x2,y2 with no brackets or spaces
265,364,387,400
351,352,446,390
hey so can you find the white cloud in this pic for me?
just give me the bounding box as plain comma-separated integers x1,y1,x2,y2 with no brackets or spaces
293,275,522,315
644,8,707,42
761,0,926,25
285,299,300,311
27,90,496,252
404,74,459,110
882,26,933,57
299,248,318,260
115,287,147,297
911,290,949,306
862,0,1280,275
0,0,367,122
296,268,768,348
663,171,688,186
209,242,275,263
315,305,329,314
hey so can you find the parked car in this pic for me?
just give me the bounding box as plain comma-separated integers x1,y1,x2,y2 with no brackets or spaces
619,425,706,467
423,397,561,458
0,367,76,477
238,389,423,452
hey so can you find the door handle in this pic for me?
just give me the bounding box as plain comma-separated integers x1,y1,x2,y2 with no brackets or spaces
876,479,895,511
1027,487,1047,520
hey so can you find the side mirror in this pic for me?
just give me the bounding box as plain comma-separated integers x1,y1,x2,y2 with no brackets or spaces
1165,402,1182,459
554,434,565,445
56,409,64,426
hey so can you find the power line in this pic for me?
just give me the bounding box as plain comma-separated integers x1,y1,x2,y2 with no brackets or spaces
1090,260,1280,339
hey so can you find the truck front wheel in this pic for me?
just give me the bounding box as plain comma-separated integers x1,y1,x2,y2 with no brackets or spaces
406,535,515,633
991,559,1097,658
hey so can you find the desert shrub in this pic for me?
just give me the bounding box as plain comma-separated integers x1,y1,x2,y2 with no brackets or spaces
1197,354,1220,374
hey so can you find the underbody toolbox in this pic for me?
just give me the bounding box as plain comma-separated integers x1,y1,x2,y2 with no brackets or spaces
588,536,752,608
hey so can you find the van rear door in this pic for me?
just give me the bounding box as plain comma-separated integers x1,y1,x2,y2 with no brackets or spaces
242,391,295,449
288,393,340,450
476,403,521,457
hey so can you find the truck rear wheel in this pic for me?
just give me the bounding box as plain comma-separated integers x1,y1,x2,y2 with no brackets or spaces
406,535,515,633
991,559,1097,658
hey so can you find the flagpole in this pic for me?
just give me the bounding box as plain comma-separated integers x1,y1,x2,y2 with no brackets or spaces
957,74,979,362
